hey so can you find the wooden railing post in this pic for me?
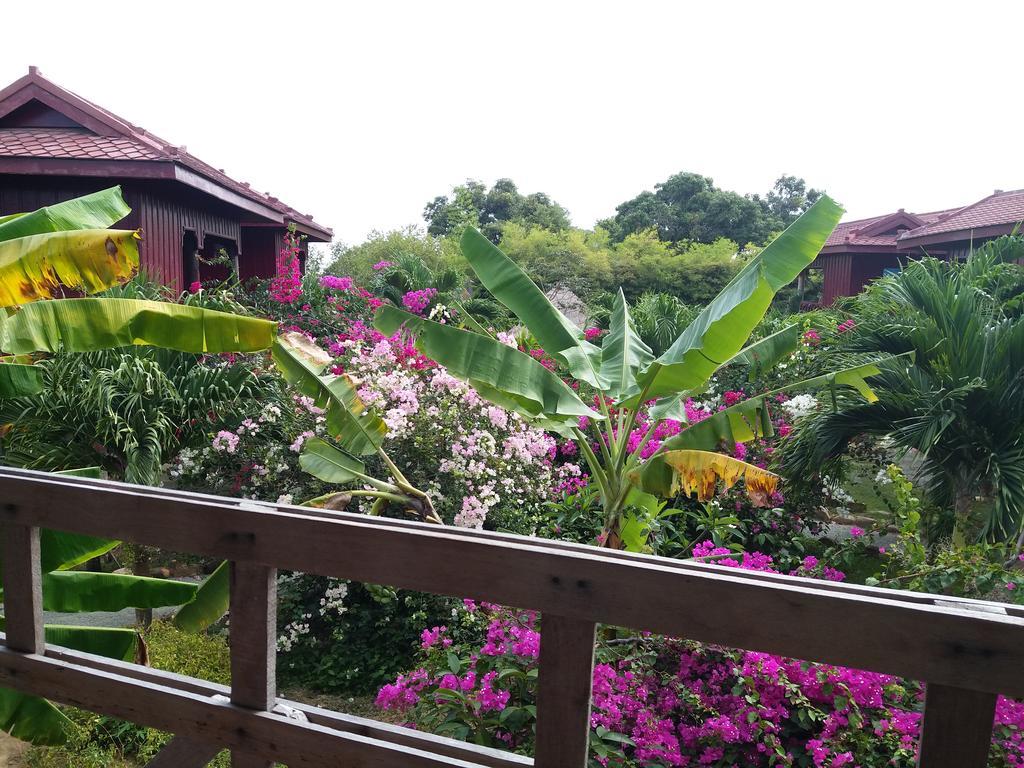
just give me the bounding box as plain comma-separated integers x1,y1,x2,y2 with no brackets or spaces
534,614,596,768
916,683,997,768
2,523,44,654
229,561,277,768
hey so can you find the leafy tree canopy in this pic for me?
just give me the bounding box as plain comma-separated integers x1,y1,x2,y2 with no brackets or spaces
423,178,571,242
601,172,825,246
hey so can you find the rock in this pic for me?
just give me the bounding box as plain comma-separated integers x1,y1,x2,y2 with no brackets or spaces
544,284,588,327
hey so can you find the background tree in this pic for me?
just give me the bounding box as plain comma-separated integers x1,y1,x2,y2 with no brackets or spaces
424,178,570,242
601,171,824,246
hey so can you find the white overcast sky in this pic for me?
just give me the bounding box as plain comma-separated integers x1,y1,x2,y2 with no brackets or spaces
3,1,1022,244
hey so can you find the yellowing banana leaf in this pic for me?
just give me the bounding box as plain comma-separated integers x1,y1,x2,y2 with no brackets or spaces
174,560,229,633
41,572,197,613
640,449,779,506
0,186,131,243
1,298,276,354
635,197,842,401
300,438,369,484
272,334,386,456
375,305,598,420
460,228,603,387
721,323,801,381
0,689,72,745
0,229,140,307
599,288,654,401
0,360,42,397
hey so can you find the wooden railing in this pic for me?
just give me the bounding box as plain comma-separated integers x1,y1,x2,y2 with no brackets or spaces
0,466,1022,767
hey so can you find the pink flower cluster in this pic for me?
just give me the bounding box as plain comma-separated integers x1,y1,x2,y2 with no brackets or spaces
269,231,303,304
319,275,354,291
837,318,856,334
372,260,394,271
584,327,604,341
802,329,821,346
379,568,1024,766
402,288,438,315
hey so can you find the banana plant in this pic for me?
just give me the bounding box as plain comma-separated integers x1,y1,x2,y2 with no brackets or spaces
373,197,896,548
0,187,277,743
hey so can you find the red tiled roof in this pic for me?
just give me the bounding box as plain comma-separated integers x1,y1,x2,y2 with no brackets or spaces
0,69,331,240
898,190,1024,242
823,209,955,250
0,128,164,161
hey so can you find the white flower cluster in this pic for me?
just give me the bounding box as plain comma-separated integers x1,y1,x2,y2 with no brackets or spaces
781,393,818,421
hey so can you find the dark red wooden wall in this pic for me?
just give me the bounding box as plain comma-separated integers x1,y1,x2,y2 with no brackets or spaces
819,252,902,305
0,176,282,293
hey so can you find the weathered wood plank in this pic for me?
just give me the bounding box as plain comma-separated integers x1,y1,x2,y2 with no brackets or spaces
144,735,220,768
1,523,44,653
42,642,530,768
0,644,503,768
2,469,1022,697
229,561,276,711
534,615,595,768
17,468,1024,620
229,562,276,768
916,683,997,768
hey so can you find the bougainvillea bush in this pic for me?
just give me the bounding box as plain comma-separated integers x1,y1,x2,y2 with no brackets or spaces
376,558,1024,767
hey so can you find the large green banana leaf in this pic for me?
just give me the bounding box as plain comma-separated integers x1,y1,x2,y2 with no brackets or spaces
460,228,603,387
375,305,598,421
41,572,196,613
0,690,71,746
721,323,802,380
41,625,138,662
599,289,654,401
634,197,843,402
0,230,140,307
0,361,42,397
272,334,387,456
636,357,903,497
299,438,369,484
1,298,276,354
0,187,130,243
174,560,229,633
39,530,118,574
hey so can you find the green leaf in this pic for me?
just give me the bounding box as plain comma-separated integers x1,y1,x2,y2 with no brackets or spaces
460,227,602,387
299,438,368,484
0,230,140,307
0,360,43,397
42,624,138,662
599,289,654,401
722,323,801,380
174,560,229,633
0,688,72,745
635,197,843,401
374,305,598,421
41,572,197,613
1,298,276,354
272,334,386,456
0,187,131,243
53,466,102,479
39,529,118,573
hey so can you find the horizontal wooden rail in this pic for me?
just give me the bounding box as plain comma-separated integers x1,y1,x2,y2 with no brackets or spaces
0,466,1020,767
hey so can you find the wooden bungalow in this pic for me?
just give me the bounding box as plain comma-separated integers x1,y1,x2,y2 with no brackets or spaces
0,67,332,292
810,189,1024,305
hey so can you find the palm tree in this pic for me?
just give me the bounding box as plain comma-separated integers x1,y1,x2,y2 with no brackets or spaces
779,236,1024,549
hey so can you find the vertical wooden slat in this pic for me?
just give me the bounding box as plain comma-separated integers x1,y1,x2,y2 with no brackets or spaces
2,523,44,654
229,561,277,768
534,614,596,768
916,683,996,768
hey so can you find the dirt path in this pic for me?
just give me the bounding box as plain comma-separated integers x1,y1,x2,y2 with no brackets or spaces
0,731,27,767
